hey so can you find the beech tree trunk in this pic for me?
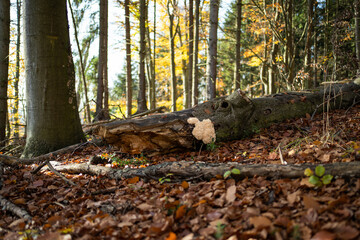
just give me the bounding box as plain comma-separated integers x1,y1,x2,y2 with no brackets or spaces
192,0,200,106
93,83,360,155
206,0,219,100
125,0,132,117
22,0,85,157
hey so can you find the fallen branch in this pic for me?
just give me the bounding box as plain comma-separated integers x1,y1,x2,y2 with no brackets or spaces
53,161,360,181
0,195,32,220
0,141,90,167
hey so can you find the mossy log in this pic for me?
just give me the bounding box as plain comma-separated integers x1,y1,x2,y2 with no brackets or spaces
94,83,360,155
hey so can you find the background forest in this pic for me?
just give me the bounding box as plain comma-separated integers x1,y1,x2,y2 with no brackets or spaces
2,0,360,141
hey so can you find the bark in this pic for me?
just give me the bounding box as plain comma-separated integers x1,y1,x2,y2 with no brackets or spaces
125,0,132,117
355,0,360,71
304,0,314,89
93,83,360,155
96,0,110,120
206,0,219,100
192,0,200,106
187,0,194,109
234,0,242,90
0,0,10,147
22,0,85,157
0,195,32,220
13,0,21,137
145,5,155,110
54,161,360,181
167,1,177,112
137,0,148,113
68,0,91,123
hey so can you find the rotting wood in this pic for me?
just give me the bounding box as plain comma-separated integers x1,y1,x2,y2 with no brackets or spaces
53,161,360,182
93,83,360,155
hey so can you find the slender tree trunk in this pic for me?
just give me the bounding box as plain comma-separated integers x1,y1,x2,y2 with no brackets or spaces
234,0,242,90
13,0,21,138
268,0,279,94
145,5,155,110
304,0,314,89
137,0,148,113
355,0,360,75
0,0,10,146
125,0,132,117
168,1,177,112
192,0,200,106
68,0,91,123
152,0,156,109
313,1,318,87
96,0,110,120
206,0,219,100
23,0,85,157
260,0,268,95
185,0,194,109
103,0,109,114
323,0,330,82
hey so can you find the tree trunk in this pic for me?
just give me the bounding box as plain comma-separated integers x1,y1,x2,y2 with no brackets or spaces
206,0,219,100
22,0,85,157
145,4,155,110
137,0,148,113
187,0,194,109
93,83,360,155
0,0,10,147
234,0,242,90
192,0,200,106
168,1,177,112
13,0,21,138
355,0,360,74
125,0,132,117
68,0,91,123
95,0,109,121
304,0,314,89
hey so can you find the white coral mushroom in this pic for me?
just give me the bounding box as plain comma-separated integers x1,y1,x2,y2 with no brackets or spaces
187,117,216,144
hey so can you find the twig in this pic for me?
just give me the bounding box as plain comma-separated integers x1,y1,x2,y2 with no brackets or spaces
46,161,76,186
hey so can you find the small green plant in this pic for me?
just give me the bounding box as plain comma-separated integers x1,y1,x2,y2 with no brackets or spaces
223,168,241,179
304,165,333,187
159,173,174,184
214,222,226,239
206,140,218,151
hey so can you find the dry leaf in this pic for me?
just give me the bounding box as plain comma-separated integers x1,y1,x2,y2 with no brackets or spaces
226,185,237,203
311,230,336,240
166,232,177,240
181,181,189,190
303,195,321,210
249,216,272,230
128,176,139,184
287,190,301,205
175,205,187,219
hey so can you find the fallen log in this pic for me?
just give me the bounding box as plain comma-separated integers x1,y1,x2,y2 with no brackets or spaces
94,83,360,155
53,161,360,181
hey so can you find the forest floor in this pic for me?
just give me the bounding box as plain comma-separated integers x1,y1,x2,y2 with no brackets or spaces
0,104,360,240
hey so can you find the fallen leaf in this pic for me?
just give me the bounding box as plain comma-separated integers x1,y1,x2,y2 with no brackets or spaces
226,185,236,203
13,198,26,205
128,176,139,184
175,205,187,219
165,232,177,240
303,195,321,210
181,181,189,190
249,216,272,230
311,230,336,240
287,190,301,205
32,179,44,187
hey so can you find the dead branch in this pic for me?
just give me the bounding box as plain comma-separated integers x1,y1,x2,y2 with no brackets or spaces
0,195,32,221
53,161,360,182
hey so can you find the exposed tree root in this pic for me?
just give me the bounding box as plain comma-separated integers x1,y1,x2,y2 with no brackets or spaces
53,161,360,182
0,195,32,221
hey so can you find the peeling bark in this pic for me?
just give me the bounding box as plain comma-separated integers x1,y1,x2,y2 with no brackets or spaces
94,83,360,155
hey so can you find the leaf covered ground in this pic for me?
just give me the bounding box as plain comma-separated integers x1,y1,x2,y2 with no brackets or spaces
0,105,360,240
